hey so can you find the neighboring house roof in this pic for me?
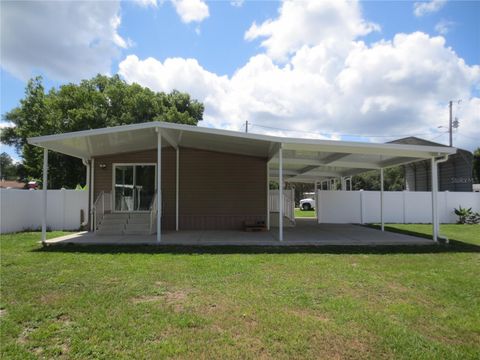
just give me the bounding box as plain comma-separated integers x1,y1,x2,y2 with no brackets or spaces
28,121,457,184
388,136,449,148
0,180,25,189
389,136,473,192
389,136,472,164
388,136,473,153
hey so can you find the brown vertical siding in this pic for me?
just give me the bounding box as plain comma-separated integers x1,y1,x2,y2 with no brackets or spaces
93,147,267,230
178,148,267,230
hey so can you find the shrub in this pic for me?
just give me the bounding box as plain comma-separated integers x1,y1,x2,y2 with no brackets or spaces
454,206,480,224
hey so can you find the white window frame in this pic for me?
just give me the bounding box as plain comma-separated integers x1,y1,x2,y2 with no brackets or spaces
112,163,157,213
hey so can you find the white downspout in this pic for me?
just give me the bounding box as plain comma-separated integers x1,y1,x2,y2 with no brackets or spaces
82,159,90,228
41,148,48,244
432,155,450,243
156,128,162,243
176,147,179,231
90,158,95,231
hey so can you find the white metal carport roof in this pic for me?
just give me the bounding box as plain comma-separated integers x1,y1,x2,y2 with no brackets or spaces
28,121,457,183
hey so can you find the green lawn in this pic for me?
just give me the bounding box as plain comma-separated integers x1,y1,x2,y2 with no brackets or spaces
1,225,479,359
295,208,317,218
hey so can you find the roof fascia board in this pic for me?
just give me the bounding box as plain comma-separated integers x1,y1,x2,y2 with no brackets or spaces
27,120,456,160
281,142,456,158
270,157,381,170
28,122,160,145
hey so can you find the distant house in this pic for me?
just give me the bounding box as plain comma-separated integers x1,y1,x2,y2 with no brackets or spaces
389,137,473,192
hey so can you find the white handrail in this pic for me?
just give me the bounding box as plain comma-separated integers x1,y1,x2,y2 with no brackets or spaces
93,191,104,232
283,189,295,222
149,192,157,234
269,189,295,223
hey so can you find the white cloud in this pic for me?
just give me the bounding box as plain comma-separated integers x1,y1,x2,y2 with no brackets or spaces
0,0,129,81
435,19,455,35
118,0,479,151
132,0,208,28
119,55,229,107
171,0,209,23
245,0,379,61
0,121,15,129
230,0,244,7
133,0,159,8
413,0,446,17
119,30,479,150
453,98,480,150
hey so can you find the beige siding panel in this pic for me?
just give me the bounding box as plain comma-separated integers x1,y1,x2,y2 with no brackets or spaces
93,147,267,230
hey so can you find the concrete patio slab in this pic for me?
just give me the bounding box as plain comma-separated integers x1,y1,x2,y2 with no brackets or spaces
44,219,434,246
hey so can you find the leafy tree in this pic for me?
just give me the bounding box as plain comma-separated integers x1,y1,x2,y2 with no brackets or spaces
473,148,480,183
352,166,405,191
1,75,204,188
0,152,20,180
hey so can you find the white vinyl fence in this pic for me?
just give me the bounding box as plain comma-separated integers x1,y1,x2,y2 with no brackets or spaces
269,189,295,222
0,189,88,234
317,190,480,224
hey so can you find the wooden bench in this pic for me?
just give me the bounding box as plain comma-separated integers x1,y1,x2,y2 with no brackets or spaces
243,220,267,232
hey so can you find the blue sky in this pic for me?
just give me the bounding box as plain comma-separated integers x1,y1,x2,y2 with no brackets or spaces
1,0,479,161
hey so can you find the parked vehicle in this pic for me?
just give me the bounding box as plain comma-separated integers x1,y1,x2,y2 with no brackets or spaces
299,197,315,210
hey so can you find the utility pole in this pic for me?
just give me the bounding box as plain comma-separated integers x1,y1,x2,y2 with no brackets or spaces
245,120,249,133
449,100,453,147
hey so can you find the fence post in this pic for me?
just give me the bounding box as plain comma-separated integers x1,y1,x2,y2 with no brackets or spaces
317,189,321,224
380,169,384,231
62,188,66,231
360,190,364,224
444,190,449,223
266,163,270,230
278,146,283,242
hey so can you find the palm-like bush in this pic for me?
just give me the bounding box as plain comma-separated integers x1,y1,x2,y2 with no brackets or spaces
454,206,480,224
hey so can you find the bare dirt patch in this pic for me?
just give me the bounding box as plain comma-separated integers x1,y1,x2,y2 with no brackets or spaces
17,325,37,344
40,292,63,305
164,290,188,303
290,308,330,323
132,287,190,312
55,313,73,326
131,295,164,304
308,331,378,360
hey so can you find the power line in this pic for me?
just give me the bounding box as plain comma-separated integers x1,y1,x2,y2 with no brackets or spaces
457,133,479,141
248,123,438,139
426,131,449,142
